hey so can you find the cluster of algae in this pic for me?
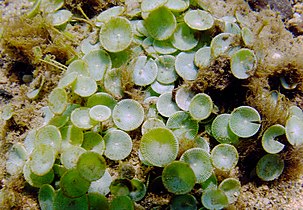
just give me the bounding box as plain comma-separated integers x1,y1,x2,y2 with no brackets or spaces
1,0,303,209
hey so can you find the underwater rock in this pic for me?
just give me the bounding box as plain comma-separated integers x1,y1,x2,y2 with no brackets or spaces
247,0,293,20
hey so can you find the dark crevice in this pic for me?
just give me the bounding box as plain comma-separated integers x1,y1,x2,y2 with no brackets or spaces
8,61,34,84
7,118,28,135
206,79,249,113
64,0,121,19
0,89,13,101
246,0,293,21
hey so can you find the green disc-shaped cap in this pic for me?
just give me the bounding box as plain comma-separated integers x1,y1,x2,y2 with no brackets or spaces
53,164,67,178
201,173,217,191
162,161,196,194
35,125,62,153
6,143,28,176
141,0,167,12
165,0,189,12
87,193,109,210
60,125,84,150
71,107,97,130
109,50,131,68
231,48,257,79
184,10,214,31
23,161,54,188
201,189,228,210
144,7,176,40
135,20,149,37
110,178,131,197
109,196,134,210
256,154,284,181
175,52,198,81
48,115,69,129
143,97,159,118
140,127,178,167
210,33,237,58
27,0,42,18
104,67,123,99
104,129,133,160
86,92,117,110
221,16,237,23
132,56,158,86
138,149,153,166
60,145,86,169
194,136,210,153
112,99,144,131
153,39,177,55
142,36,157,56
53,190,88,210
80,35,101,55
155,55,178,84
156,92,180,117
29,144,56,176
241,27,254,47
141,118,165,135
48,88,67,115
77,151,106,182
50,9,72,28
66,59,90,77
82,131,105,154
83,49,112,81
151,81,175,95
285,115,303,146
211,114,239,144
89,105,112,122
170,194,197,210
229,106,261,138
218,178,241,204
175,87,195,111
166,111,199,140
60,169,91,198
262,124,285,154
211,144,239,171
1,104,14,120
189,93,213,121
38,184,55,210
288,105,303,119
280,75,299,90
96,6,125,23
89,170,112,196
224,22,241,34
58,72,77,88
194,46,211,68
100,17,133,52
73,75,97,97
171,22,199,51
129,178,147,201
180,148,213,183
